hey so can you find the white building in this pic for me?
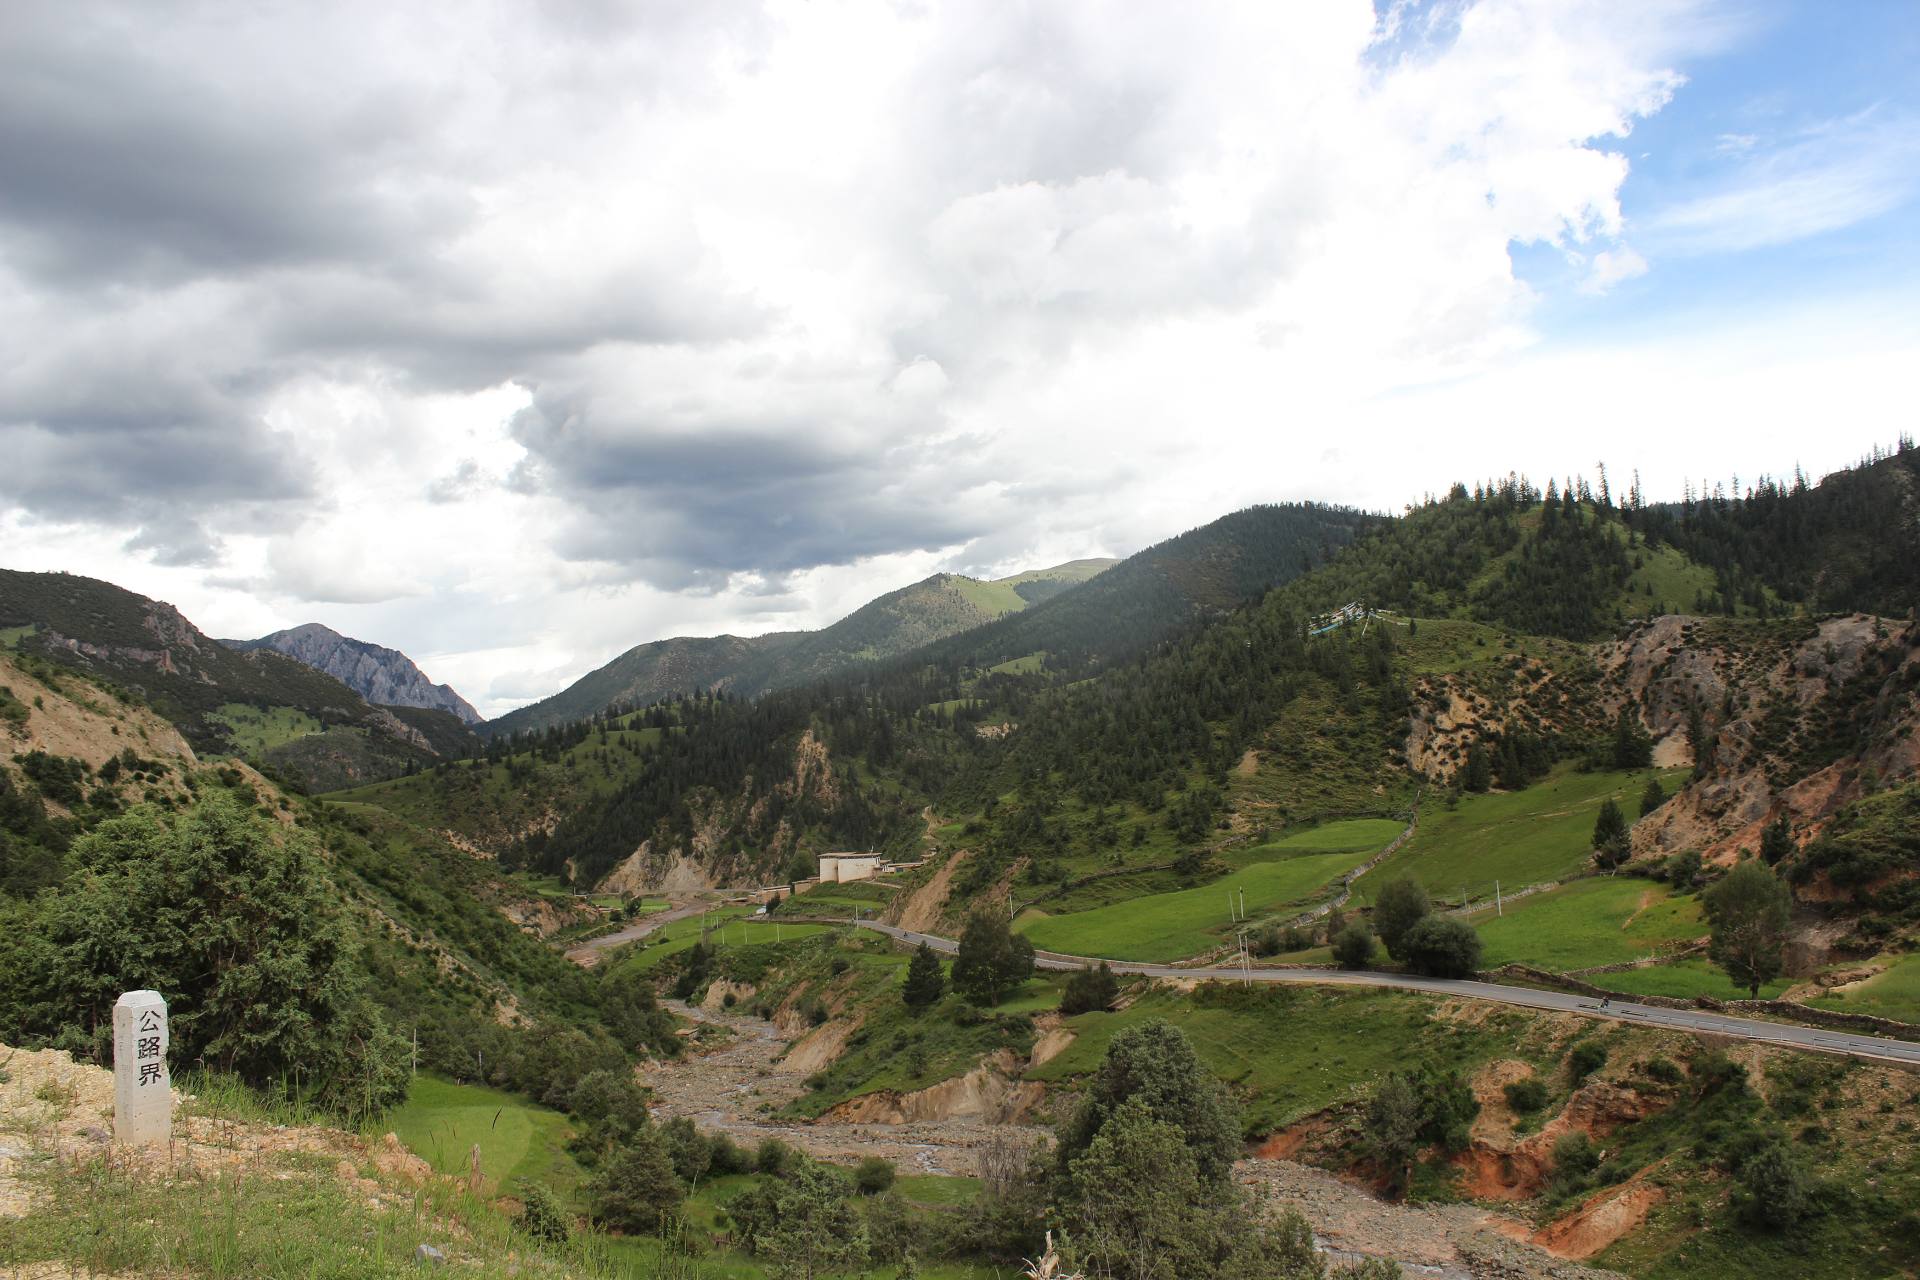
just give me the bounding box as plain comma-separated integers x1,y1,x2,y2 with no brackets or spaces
817,852,887,884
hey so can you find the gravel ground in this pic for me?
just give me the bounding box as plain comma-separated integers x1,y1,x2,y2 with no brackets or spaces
1239,1161,1627,1280
644,1006,1628,1277
642,1001,1051,1176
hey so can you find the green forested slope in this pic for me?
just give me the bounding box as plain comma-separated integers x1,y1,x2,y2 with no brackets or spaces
486,560,1116,739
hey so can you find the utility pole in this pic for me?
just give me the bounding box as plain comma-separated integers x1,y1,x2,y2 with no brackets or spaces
1495,881,1502,917
1239,888,1246,922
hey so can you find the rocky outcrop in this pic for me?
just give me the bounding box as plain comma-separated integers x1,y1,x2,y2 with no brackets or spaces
818,1049,1044,1126
228,623,482,723
1615,615,1920,862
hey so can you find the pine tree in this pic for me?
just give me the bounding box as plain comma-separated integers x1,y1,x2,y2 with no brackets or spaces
901,942,945,1011
1591,798,1630,872
1638,777,1667,819
1759,816,1796,865
1611,708,1652,769
1461,743,1492,793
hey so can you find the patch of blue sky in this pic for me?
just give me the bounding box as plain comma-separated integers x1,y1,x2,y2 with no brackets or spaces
1511,1,1920,338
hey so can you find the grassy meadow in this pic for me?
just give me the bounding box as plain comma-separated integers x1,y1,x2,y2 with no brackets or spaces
1591,957,1792,1001
1018,846,1371,961
1809,951,1920,1024
1469,878,1706,971
1378,764,1689,899
385,1075,583,1199
210,701,326,754
1027,983,1517,1135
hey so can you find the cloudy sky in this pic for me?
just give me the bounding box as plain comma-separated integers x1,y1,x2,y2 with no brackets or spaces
3,1,1916,717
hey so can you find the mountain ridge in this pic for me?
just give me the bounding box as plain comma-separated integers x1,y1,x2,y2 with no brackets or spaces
484,557,1118,738
0,568,479,791
225,622,483,725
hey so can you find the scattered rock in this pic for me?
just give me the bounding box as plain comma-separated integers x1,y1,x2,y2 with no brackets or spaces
415,1243,447,1266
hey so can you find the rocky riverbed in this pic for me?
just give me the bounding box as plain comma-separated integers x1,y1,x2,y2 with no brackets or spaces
641,1001,1625,1278
642,1000,1049,1176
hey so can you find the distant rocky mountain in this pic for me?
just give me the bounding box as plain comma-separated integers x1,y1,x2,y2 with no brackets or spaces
485,558,1117,738
0,570,478,791
226,623,482,725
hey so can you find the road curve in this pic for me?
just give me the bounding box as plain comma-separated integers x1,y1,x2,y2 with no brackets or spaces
564,900,708,966
846,920,1920,1068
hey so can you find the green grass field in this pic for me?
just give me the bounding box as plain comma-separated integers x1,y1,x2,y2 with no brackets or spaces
1400,618,1580,677
1589,957,1791,1001
1379,765,1688,898
209,702,325,754
614,916,839,976
1809,952,1920,1024
951,576,1028,617
895,1174,981,1206
1018,847,1371,961
1264,817,1405,853
1623,543,1724,617
1028,984,1514,1134
386,1075,582,1200
1469,878,1707,971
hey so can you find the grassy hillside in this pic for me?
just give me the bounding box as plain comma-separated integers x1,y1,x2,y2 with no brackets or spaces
387,1075,584,1198
488,560,1111,739
1470,878,1705,970
1020,846,1373,962
329,713,668,853
1379,765,1689,900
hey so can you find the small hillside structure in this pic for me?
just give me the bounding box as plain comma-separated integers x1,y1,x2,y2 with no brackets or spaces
818,852,887,883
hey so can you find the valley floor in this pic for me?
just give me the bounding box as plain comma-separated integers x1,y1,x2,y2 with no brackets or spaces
638,994,1625,1278
643,999,1047,1177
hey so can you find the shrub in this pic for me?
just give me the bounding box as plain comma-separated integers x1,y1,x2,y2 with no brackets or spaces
588,1129,684,1236
708,1133,750,1176
1332,923,1376,970
755,1138,797,1176
1567,1041,1607,1084
1372,876,1432,960
854,1156,897,1195
1662,849,1703,890
518,1181,572,1243
1504,1077,1549,1113
1734,1140,1822,1230
1060,962,1121,1015
1398,915,1483,978
1642,1057,1683,1084
1548,1132,1599,1198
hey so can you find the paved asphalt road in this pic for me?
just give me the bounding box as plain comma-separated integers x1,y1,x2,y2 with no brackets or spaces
564,900,707,965
849,920,1920,1068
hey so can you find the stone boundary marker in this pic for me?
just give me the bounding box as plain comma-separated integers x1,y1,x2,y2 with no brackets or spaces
113,989,170,1146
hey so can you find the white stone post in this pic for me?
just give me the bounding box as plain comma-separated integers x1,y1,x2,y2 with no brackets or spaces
113,990,171,1147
